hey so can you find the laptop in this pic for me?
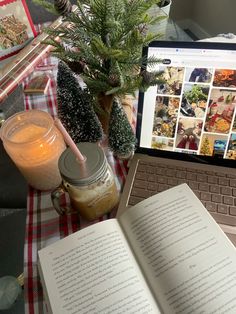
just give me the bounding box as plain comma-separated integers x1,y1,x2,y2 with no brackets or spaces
117,40,236,246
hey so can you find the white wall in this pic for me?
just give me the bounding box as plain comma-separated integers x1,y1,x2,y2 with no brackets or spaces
170,0,236,38
192,0,236,36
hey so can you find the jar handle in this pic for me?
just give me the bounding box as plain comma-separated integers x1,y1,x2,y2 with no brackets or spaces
51,184,67,215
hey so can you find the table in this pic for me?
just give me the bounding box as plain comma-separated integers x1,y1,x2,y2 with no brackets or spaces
13,19,192,314
22,55,132,313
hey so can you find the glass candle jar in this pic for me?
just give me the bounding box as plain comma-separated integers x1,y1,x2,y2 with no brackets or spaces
51,142,119,220
0,110,66,190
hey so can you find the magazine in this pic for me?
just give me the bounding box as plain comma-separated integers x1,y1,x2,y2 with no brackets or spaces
0,0,37,61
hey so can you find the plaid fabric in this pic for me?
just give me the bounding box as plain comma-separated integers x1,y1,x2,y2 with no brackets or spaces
23,56,136,313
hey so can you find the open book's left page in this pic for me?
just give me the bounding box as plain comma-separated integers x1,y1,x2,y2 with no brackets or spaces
38,219,160,314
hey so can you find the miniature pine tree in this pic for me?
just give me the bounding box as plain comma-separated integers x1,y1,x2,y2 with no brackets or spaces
35,0,164,116
57,61,103,143
200,136,211,155
108,98,136,158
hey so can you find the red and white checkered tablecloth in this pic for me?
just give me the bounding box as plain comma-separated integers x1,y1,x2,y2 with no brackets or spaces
22,56,132,313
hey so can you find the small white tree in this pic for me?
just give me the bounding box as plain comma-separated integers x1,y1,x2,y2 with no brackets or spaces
57,61,103,143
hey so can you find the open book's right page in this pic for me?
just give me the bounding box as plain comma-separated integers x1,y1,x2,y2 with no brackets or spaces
119,184,236,314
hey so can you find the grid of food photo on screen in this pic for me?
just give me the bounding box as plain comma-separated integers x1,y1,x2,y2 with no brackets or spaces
147,65,236,160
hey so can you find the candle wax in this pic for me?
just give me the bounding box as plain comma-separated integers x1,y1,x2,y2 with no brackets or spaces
10,124,47,143
6,122,66,190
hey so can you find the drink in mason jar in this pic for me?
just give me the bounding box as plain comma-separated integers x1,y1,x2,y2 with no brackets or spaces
51,142,119,220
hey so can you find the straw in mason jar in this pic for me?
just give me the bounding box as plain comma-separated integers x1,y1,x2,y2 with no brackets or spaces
54,118,86,163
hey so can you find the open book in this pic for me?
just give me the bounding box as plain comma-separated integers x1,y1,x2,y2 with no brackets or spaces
38,184,236,314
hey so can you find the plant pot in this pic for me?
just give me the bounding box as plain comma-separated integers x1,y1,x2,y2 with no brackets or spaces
148,0,172,34
121,94,135,124
97,94,114,134
97,94,135,134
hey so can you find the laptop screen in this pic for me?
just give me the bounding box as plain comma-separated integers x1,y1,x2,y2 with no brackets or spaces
137,41,236,167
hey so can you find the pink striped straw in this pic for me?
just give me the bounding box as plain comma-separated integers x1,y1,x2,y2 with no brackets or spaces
54,118,86,163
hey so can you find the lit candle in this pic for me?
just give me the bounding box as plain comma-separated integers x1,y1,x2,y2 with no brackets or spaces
0,110,66,190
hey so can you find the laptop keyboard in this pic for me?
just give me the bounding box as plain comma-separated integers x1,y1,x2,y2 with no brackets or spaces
129,160,236,227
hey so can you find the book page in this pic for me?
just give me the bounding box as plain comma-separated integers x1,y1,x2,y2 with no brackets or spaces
119,184,236,314
38,219,160,314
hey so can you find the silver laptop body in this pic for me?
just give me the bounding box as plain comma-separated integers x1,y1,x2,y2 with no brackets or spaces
117,41,236,246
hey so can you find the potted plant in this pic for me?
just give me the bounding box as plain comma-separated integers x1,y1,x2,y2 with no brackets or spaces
159,0,172,22
148,0,172,33
33,0,169,159
36,1,164,118
158,0,172,11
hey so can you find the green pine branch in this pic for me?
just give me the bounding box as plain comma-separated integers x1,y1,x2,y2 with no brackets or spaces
38,0,165,98
33,0,58,15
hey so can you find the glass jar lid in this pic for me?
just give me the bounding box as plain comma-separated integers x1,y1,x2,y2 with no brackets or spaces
58,142,107,186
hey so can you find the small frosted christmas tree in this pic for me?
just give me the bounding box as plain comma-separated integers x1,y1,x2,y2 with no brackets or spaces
108,98,136,159
200,136,211,155
57,61,103,143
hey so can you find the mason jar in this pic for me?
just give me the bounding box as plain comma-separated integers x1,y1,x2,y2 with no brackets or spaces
51,142,119,220
0,110,66,190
